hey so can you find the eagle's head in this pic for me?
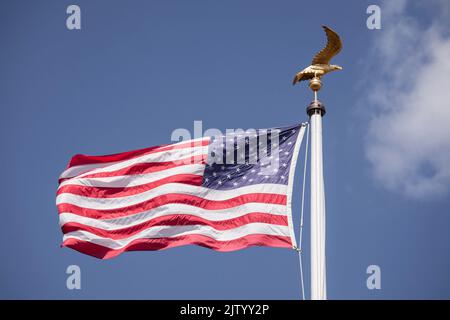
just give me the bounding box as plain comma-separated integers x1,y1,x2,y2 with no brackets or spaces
331,65,343,71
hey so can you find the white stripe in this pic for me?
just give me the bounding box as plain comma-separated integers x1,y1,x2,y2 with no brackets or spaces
59,202,288,230
60,161,121,181
63,223,290,249
56,183,288,210
58,163,206,189
59,138,209,180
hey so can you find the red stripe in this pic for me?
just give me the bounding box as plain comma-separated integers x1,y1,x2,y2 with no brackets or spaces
62,234,292,259
57,193,287,219
57,174,203,198
61,213,288,239
66,139,210,168
75,155,206,180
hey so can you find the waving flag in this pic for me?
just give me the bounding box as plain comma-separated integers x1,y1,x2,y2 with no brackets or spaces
56,123,306,259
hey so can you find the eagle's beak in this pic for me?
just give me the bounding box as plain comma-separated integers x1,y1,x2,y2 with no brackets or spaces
336,66,343,70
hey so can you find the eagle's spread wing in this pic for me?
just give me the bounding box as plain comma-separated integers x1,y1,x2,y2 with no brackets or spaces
311,25,342,65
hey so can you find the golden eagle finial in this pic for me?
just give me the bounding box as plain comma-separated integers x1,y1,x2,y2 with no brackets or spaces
293,25,343,85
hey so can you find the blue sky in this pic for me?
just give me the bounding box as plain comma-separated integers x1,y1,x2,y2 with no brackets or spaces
1,0,449,299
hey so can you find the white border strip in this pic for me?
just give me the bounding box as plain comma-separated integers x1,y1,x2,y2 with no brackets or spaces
286,123,307,249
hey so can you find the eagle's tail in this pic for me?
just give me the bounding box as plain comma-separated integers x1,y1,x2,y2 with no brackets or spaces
292,73,302,85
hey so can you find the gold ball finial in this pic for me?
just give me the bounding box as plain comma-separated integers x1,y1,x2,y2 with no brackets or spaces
309,77,322,91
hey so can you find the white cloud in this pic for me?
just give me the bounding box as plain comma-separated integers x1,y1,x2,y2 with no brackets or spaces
364,0,450,199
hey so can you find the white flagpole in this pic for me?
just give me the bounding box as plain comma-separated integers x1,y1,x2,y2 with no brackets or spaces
307,77,327,300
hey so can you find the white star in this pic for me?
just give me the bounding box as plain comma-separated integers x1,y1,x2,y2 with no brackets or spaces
227,174,231,179
236,168,241,173
273,168,278,173
284,152,289,155
233,182,238,186
205,178,209,183
221,166,225,170
218,180,222,185
288,142,292,145
281,176,285,180
213,172,217,177
243,176,247,180
249,179,253,182
282,163,287,167
251,169,256,173
282,136,287,141
264,175,269,179
292,129,296,133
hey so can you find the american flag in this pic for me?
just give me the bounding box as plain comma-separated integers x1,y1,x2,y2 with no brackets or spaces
56,123,306,259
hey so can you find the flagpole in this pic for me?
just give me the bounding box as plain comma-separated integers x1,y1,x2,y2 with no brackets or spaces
307,77,327,300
